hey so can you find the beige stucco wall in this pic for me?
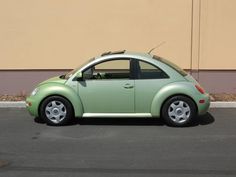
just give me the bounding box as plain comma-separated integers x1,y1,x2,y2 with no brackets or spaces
0,0,192,69
199,0,236,69
0,0,236,70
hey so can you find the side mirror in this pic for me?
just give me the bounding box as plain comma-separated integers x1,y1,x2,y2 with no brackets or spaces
76,72,83,81
83,67,94,80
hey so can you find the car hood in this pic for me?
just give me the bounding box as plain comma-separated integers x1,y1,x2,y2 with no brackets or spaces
39,76,67,86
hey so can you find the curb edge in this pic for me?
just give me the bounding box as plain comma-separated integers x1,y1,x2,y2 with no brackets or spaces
0,101,236,108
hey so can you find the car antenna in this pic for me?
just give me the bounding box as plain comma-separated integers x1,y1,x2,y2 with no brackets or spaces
148,41,166,54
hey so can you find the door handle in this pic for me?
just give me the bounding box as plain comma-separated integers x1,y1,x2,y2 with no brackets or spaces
123,83,134,89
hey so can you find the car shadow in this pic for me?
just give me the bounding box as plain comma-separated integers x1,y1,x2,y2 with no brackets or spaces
34,117,45,124
191,112,215,127
34,112,215,127
77,118,165,126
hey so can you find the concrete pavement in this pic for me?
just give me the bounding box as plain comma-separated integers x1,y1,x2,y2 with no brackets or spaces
0,108,236,177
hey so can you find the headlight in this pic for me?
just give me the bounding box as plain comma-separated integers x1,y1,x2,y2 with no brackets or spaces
31,88,39,96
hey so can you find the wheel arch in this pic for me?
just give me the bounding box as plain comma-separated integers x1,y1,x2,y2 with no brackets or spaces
35,83,84,118
150,82,199,117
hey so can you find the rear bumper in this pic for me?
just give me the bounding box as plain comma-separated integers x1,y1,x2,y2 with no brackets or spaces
197,93,210,115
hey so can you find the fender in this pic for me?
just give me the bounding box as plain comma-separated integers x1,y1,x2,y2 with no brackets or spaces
151,82,199,117
30,83,83,117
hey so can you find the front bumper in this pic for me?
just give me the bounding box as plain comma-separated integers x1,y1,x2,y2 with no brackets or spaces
25,96,40,117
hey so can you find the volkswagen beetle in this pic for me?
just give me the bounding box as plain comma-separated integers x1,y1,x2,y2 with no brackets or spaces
26,50,210,127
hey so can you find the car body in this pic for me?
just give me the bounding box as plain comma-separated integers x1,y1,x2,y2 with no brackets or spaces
26,50,210,126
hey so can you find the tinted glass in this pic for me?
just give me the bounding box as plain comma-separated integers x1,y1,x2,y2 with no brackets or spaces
138,60,169,79
84,59,130,80
153,55,188,76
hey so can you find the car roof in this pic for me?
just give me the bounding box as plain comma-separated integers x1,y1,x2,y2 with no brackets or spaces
77,51,158,73
94,50,156,63
125,51,153,59
75,50,188,80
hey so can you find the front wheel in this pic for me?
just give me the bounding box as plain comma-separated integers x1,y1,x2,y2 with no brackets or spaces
39,96,74,126
161,96,197,127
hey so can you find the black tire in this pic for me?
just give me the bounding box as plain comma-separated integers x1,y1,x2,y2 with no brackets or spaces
39,96,74,126
161,95,197,127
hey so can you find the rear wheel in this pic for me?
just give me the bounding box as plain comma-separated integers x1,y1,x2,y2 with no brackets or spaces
161,96,197,127
39,96,74,126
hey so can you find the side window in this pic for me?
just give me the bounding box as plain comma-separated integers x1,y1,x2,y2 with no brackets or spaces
138,60,169,79
83,59,130,80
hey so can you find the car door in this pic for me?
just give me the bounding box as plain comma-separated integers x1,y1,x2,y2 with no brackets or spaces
78,58,135,114
134,59,170,113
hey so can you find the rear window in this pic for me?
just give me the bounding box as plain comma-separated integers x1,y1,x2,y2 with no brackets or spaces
153,55,188,76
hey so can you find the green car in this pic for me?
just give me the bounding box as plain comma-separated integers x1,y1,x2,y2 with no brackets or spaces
26,50,210,127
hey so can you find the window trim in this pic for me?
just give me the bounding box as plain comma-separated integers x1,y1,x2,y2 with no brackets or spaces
81,58,136,80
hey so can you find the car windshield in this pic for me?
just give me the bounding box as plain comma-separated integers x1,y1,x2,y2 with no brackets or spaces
63,58,95,79
153,55,188,76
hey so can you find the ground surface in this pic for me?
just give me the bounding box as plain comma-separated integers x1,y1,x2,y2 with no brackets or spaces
0,108,236,177
210,94,236,101
1,93,236,101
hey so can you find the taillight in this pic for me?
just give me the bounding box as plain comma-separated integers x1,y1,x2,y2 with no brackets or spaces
199,99,205,104
195,85,205,94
